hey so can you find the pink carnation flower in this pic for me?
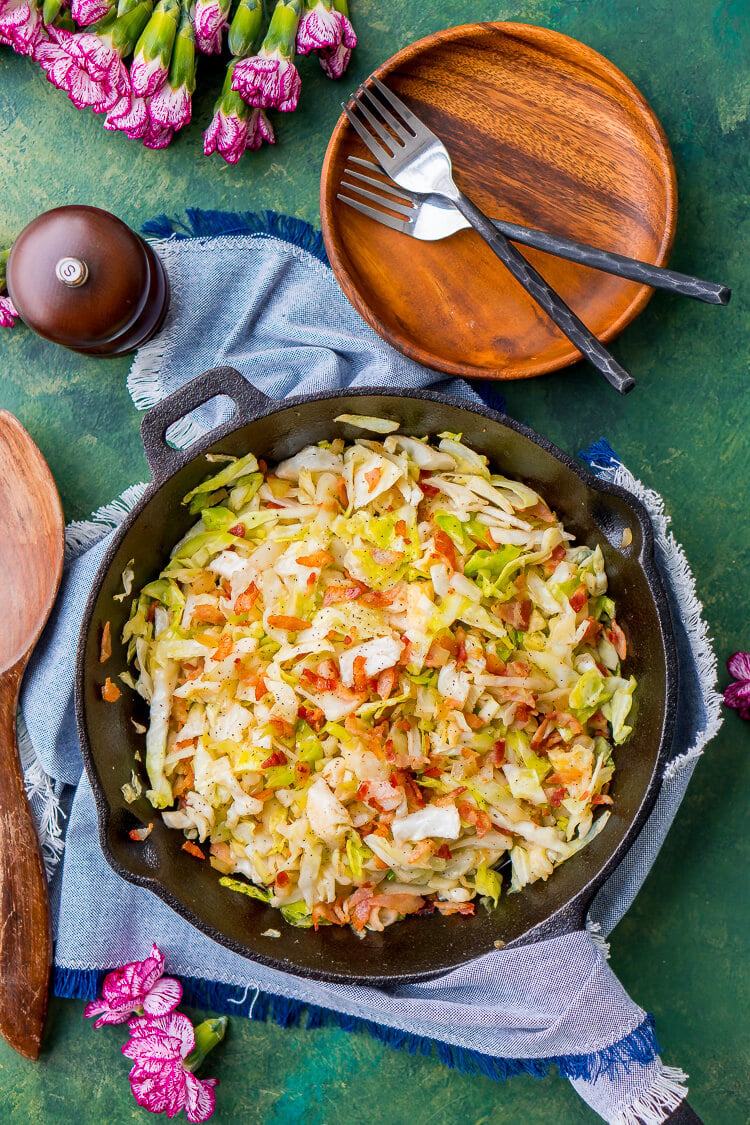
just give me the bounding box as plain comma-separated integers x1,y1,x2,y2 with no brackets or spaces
70,0,112,26
0,295,19,328
231,50,300,112
142,119,175,149
84,943,182,1027
123,1012,218,1123
724,651,750,720
34,27,128,112
130,50,170,98
193,0,227,54
104,89,149,139
148,80,192,129
0,0,45,57
318,12,355,79
203,104,274,163
295,1,341,55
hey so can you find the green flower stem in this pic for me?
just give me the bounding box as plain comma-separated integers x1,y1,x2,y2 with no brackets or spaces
0,248,10,293
133,0,180,67
227,0,263,59
110,1,155,55
168,2,196,93
183,1017,228,1073
215,59,251,119
42,0,65,24
331,0,349,15
262,0,301,60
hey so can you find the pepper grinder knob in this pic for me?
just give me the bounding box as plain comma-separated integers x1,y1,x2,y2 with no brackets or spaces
55,257,89,287
6,206,169,357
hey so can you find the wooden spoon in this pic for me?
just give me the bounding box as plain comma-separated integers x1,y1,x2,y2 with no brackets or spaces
0,412,64,1060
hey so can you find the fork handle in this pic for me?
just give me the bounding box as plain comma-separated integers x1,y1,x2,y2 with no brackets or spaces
490,218,730,305
454,193,635,394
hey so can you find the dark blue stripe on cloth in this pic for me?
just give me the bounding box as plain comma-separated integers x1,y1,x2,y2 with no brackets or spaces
579,437,621,470
141,208,329,265
54,966,659,1084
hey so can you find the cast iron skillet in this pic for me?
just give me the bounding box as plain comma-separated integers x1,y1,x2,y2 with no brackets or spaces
76,367,677,986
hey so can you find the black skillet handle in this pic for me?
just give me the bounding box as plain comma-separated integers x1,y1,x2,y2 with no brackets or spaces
140,366,272,485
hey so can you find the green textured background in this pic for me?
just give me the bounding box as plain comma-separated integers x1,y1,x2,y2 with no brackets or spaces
1,1,748,1122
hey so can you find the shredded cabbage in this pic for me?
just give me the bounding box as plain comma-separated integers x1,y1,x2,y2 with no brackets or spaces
120,431,636,934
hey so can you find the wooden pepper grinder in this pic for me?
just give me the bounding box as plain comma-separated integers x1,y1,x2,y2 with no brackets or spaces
6,205,169,356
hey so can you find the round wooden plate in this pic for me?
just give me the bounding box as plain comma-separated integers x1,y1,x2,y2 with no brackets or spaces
320,22,677,380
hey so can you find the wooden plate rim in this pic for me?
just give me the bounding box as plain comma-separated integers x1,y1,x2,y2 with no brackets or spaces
320,20,678,380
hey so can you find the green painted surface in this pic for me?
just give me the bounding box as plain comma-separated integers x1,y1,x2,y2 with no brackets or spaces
0,1,748,1121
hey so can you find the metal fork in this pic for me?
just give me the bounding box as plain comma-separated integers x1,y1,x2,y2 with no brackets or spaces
343,77,637,394
339,157,731,307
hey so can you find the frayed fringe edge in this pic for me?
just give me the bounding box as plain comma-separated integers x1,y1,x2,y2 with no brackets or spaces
609,1065,689,1125
141,208,328,266
53,965,660,1084
586,919,611,960
579,439,723,780
65,483,149,562
18,714,65,880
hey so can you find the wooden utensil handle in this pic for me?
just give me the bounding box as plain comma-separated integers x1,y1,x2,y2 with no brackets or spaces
453,193,636,395
0,659,52,1060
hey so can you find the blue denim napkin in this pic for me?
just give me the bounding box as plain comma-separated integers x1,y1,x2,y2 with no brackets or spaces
19,213,721,1124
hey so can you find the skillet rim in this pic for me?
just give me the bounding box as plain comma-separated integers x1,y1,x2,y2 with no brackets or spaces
75,383,678,984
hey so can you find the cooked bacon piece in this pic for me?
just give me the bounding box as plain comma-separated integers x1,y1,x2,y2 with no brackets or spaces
569,584,588,613
192,602,225,624
526,499,556,524
457,800,492,837
369,548,404,567
492,739,506,766
484,652,506,674
101,677,121,703
267,614,311,632
352,654,369,693
261,750,287,769
298,704,325,731
425,640,451,668
213,633,233,661
129,823,153,842
172,763,195,798
297,549,334,568
182,841,205,859
322,583,363,606
234,583,259,613
360,583,403,607
364,466,383,492
543,544,567,574
407,840,433,865
210,841,233,865
395,519,407,537
275,870,290,888
419,472,440,498
434,843,453,860
591,794,613,806
312,902,345,928
582,616,603,643
301,667,337,692
254,675,268,701
434,787,466,807
434,900,475,916
376,666,398,700
492,598,532,630
606,619,627,660
227,522,246,537
99,621,112,664
433,528,458,571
